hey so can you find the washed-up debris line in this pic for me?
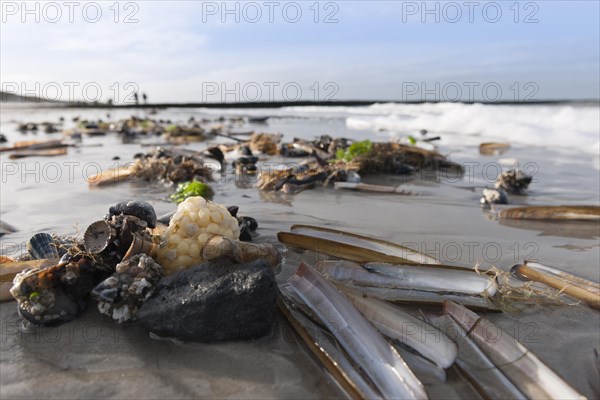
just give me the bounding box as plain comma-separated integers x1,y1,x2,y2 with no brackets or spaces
89,147,223,187
254,136,464,193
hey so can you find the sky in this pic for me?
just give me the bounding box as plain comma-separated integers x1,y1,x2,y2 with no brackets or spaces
1,0,599,103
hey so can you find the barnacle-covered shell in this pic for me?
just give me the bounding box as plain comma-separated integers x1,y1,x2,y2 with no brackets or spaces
84,220,116,253
91,254,163,323
27,233,59,260
495,169,532,194
10,256,104,326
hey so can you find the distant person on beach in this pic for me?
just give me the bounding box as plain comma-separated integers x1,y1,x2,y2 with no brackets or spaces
134,92,139,105
143,93,147,104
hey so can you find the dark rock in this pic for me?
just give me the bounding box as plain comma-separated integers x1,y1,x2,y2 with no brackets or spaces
138,258,277,342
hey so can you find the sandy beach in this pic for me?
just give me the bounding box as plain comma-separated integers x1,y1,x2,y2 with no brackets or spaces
0,103,598,398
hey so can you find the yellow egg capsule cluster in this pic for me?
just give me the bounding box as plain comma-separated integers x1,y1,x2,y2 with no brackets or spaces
157,197,240,275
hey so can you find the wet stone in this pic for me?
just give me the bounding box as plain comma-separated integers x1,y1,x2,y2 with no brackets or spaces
138,258,277,342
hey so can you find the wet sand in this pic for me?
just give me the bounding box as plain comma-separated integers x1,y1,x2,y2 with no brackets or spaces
1,105,599,398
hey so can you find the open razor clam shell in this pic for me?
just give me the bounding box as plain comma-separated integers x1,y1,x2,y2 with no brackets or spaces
278,286,383,400
496,205,600,221
340,287,458,369
444,301,586,400
279,224,440,265
430,314,527,400
287,262,428,400
511,262,600,309
315,260,498,297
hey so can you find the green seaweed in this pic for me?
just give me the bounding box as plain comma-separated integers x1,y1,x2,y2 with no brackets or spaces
170,180,214,203
165,124,179,133
335,139,373,162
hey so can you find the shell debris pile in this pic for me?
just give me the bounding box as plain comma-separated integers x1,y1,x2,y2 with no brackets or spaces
157,197,240,275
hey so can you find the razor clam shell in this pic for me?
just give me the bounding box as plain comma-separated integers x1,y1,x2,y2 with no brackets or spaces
316,260,497,297
341,287,458,369
364,262,498,297
279,285,383,400
511,262,600,309
0,259,57,283
287,262,427,399
282,224,440,265
430,314,527,400
394,347,447,384
497,205,600,221
340,284,498,311
519,261,600,292
444,301,586,400
27,233,59,260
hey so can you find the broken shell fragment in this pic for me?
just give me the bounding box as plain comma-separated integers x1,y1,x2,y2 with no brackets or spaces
122,234,158,262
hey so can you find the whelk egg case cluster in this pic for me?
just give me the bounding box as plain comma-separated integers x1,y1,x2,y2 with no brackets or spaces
157,197,240,275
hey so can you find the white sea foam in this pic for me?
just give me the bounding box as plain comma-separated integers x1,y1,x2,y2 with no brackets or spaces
338,103,599,156
280,102,600,155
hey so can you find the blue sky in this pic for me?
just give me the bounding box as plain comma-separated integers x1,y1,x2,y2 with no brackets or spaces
1,0,598,102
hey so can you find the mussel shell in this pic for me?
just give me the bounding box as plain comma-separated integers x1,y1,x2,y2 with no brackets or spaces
84,220,116,253
108,201,157,228
227,206,239,218
27,233,59,260
17,290,83,326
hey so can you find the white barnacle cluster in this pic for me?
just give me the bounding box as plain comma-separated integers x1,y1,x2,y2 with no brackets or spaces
157,197,240,275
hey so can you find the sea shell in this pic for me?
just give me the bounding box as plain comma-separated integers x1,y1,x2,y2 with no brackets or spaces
108,200,157,228
122,234,157,262
84,220,116,253
27,233,59,260
91,254,163,323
